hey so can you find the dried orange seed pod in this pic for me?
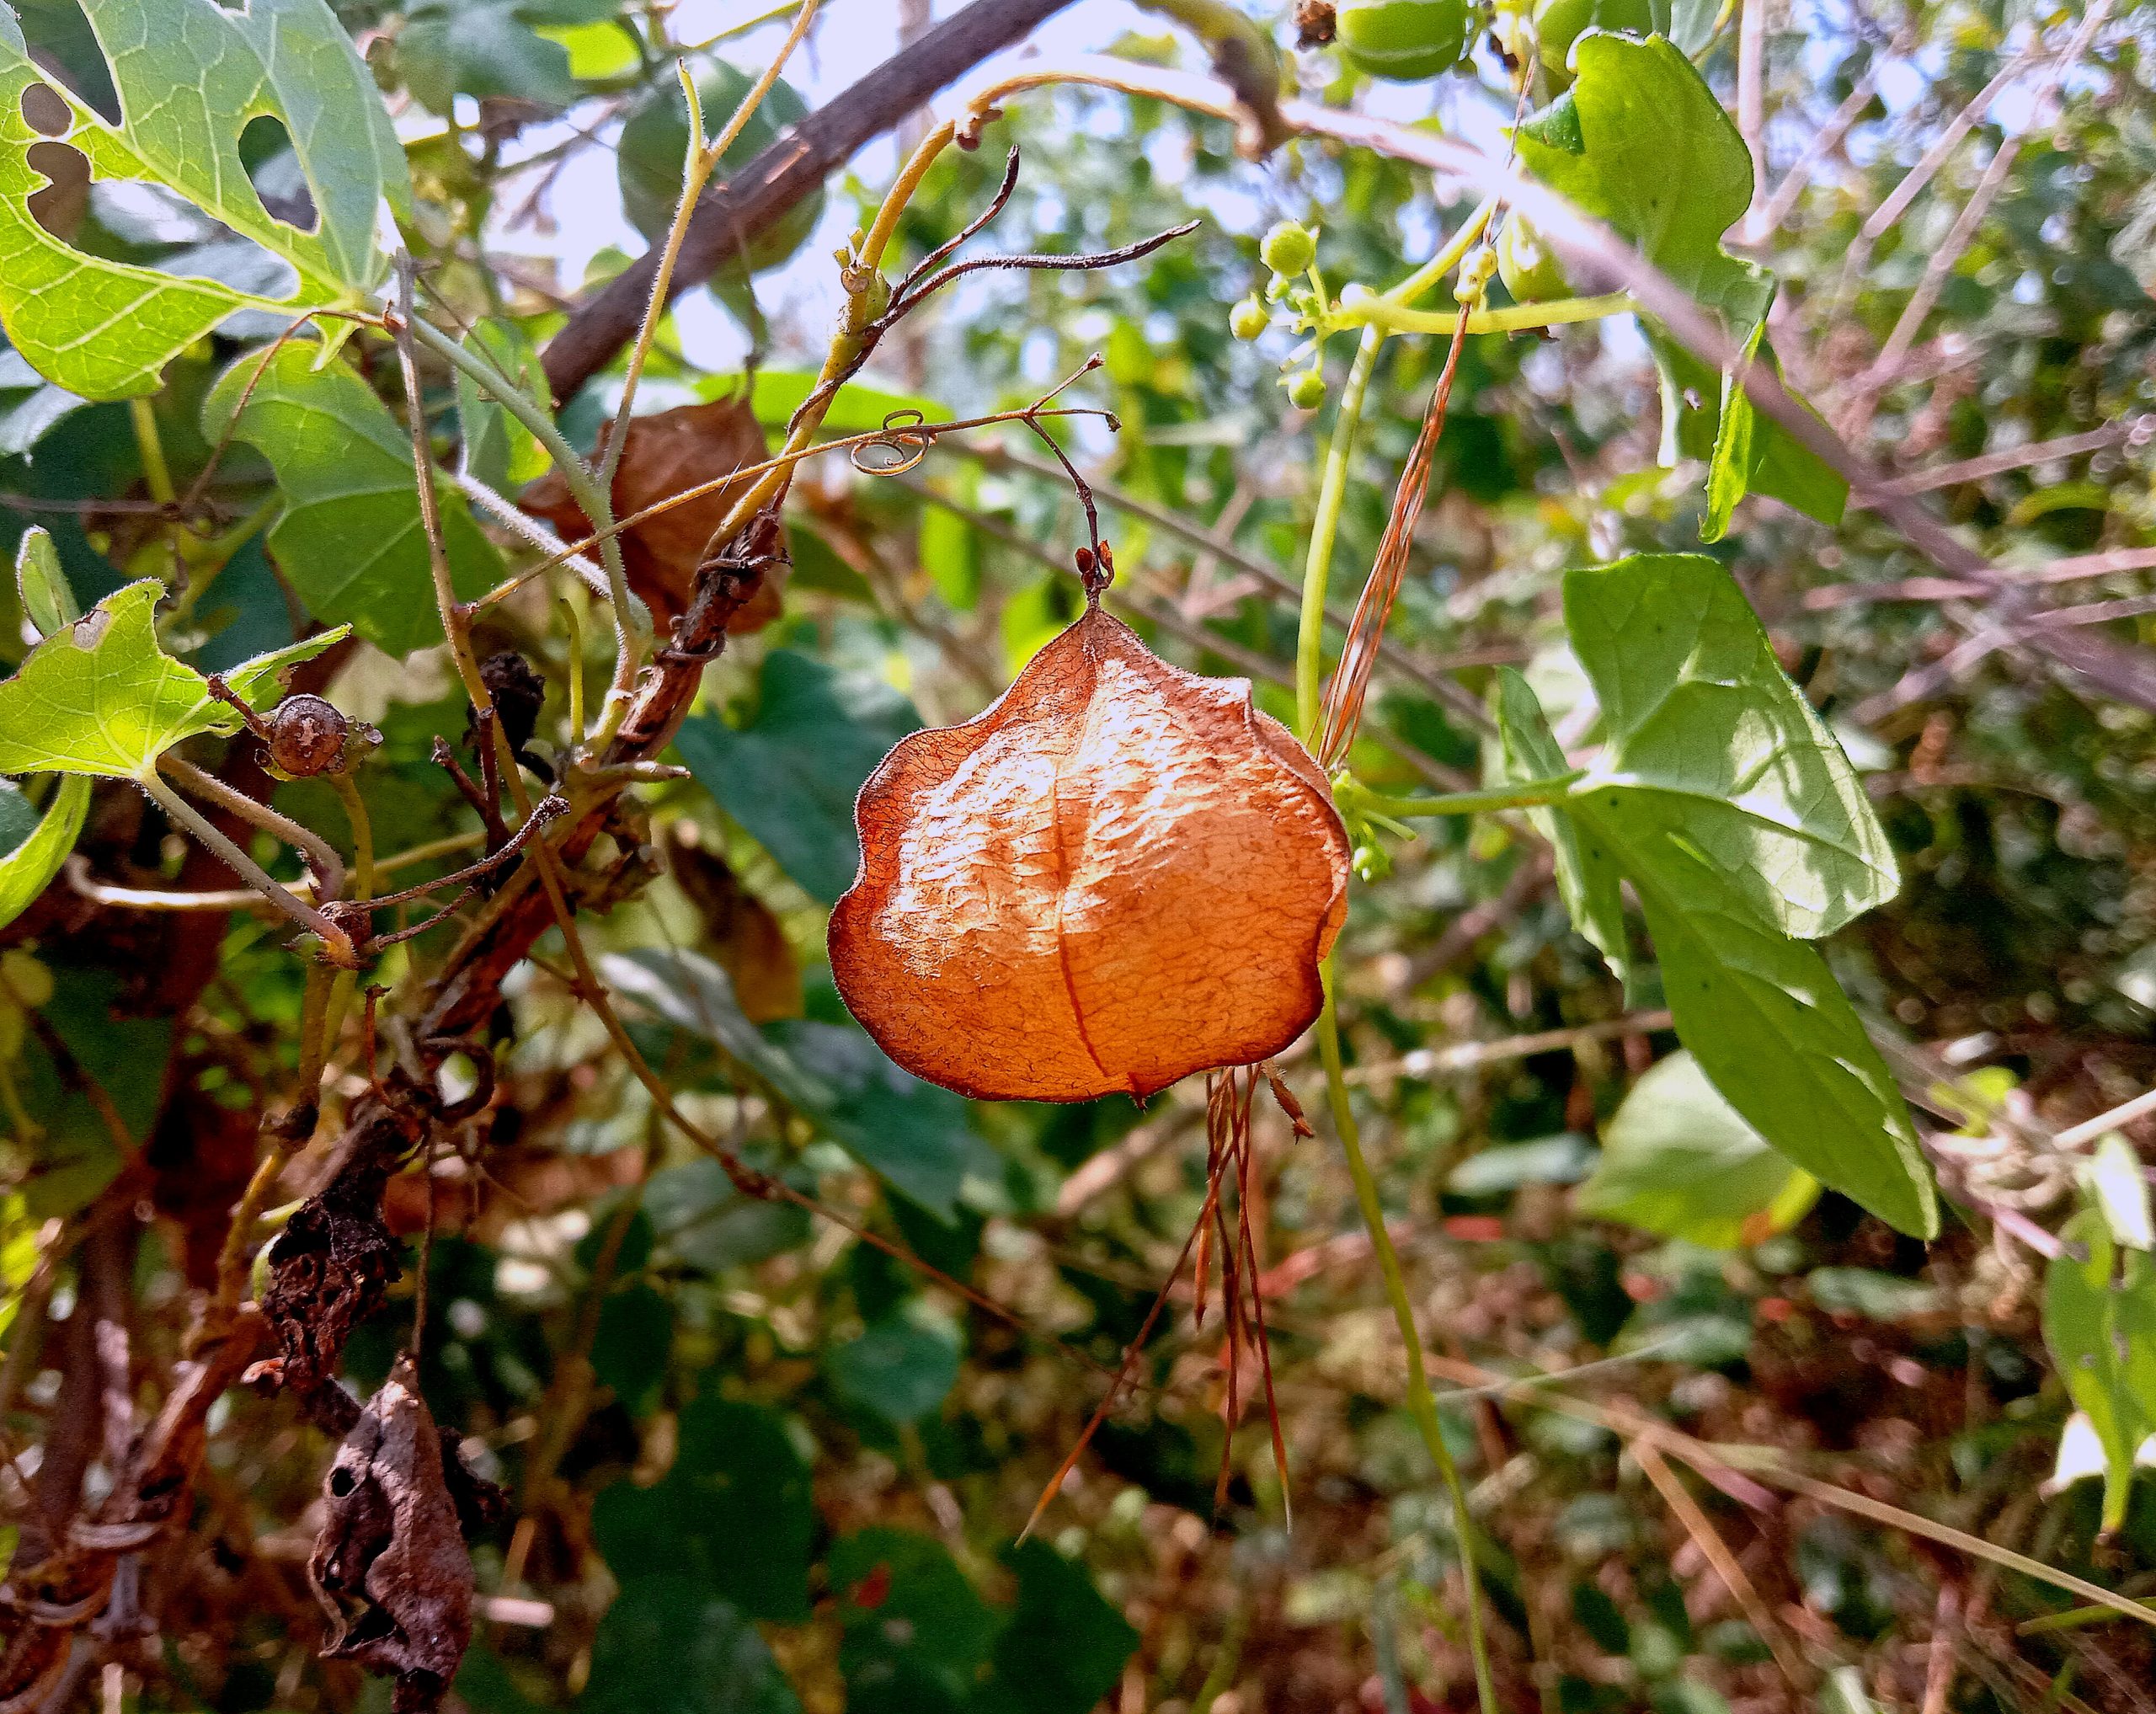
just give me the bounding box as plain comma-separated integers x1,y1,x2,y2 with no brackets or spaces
830,606,1350,1103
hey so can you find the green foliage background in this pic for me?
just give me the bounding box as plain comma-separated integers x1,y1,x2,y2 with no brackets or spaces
3,1,2156,1711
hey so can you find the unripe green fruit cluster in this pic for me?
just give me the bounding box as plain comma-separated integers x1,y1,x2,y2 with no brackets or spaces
1336,0,1485,80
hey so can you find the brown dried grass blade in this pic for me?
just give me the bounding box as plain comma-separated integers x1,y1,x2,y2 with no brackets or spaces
1317,307,1476,771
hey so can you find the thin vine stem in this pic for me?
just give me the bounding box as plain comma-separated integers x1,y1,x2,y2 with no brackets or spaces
1334,290,1636,338
140,771,355,966
464,403,1111,609
1317,972,1497,1714
1293,195,1506,1714
402,312,638,738
1296,325,1383,738
600,0,821,509
1341,772,1582,820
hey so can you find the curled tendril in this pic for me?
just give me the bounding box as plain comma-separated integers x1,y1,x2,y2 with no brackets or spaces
850,408,936,477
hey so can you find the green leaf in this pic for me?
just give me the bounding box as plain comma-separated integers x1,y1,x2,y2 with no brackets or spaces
765,1018,977,1220
644,1158,810,1273
732,369,950,437
2044,1209,2156,1532
0,774,88,929
600,948,974,1220
1806,1268,1941,1322
675,649,922,904
0,579,344,780
1449,1133,1598,1196
590,1283,671,1417
617,61,819,265
0,0,408,399
1628,839,1936,1236
1577,1051,1817,1247
584,1578,800,1714
1563,553,1897,940
1493,666,1628,981
1655,328,1849,539
16,968,170,1219
399,0,615,114
830,1529,1001,1714
13,525,74,633
825,1306,963,1428
979,1541,1139,1714
205,344,502,654
0,350,90,456
591,1394,814,1622
1515,32,1845,530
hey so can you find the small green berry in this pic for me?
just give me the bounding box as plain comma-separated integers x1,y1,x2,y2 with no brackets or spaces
1287,367,1327,410
1260,219,1316,277
1230,296,1269,340
1352,842,1391,883
1337,0,1481,81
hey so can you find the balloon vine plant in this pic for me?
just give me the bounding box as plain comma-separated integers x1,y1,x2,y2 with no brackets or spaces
0,1,2041,1710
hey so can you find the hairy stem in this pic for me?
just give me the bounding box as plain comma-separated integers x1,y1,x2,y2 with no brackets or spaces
141,772,355,966
404,312,638,736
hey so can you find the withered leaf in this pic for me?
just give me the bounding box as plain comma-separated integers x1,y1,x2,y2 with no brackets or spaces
664,823,802,1022
309,1357,474,1714
258,1106,411,1424
830,606,1349,1103
521,398,782,630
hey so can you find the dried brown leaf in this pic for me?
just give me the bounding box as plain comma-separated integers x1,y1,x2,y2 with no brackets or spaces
308,1358,475,1714
830,606,1348,1102
520,398,783,629
664,823,802,1022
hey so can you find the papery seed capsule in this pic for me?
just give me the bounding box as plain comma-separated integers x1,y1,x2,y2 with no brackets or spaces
830,605,1350,1103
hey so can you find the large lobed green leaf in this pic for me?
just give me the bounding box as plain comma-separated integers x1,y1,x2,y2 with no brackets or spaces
205,343,502,654
0,0,408,399
0,579,344,780
1521,553,1932,1235
1514,32,1845,535
1564,553,1897,941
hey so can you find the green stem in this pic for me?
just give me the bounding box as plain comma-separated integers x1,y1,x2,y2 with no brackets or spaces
1293,200,1497,739
130,397,175,505
1347,772,1581,819
141,771,355,967
1295,323,1384,737
1317,969,1497,1714
406,314,640,734
1336,291,1636,338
